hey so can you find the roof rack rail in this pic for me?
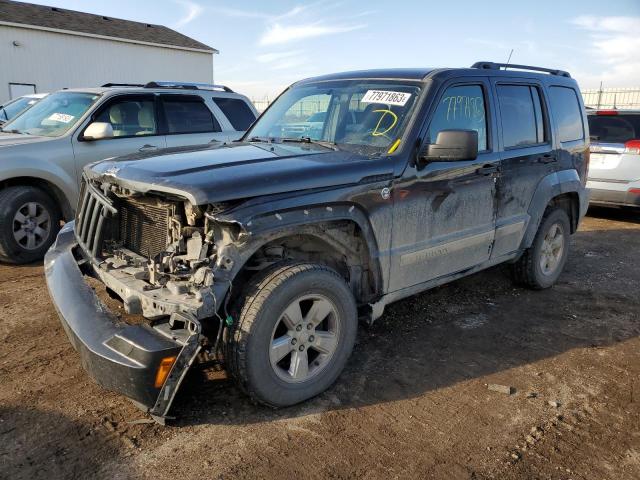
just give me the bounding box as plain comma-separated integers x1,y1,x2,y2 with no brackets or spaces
143,81,234,92
471,61,571,78
101,83,145,88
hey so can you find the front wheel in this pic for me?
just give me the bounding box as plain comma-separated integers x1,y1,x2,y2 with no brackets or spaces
0,186,61,264
227,263,358,407
511,208,571,289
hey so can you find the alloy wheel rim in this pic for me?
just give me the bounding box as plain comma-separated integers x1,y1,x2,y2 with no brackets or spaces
12,202,51,250
269,294,340,383
539,222,565,276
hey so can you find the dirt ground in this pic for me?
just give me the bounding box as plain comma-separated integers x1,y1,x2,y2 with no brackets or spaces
1,207,638,480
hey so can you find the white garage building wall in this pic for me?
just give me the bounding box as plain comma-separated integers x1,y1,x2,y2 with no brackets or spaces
0,23,214,103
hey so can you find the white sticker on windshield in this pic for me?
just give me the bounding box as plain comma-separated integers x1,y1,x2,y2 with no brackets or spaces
361,90,411,106
48,113,74,123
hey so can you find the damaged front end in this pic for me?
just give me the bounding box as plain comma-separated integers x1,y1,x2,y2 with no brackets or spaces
45,175,242,421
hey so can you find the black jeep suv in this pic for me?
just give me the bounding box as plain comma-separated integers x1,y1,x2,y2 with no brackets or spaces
45,62,589,421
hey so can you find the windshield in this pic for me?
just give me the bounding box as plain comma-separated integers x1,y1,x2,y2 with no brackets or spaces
588,113,640,144
1,97,39,122
246,80,422,155
2,92,100,137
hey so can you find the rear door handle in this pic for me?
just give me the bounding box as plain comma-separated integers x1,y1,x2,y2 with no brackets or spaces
138,144,158,152
475,164,499,176
537,154,557,164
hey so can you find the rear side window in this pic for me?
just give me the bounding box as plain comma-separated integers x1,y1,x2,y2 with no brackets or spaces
549,86,584,142
427,84,488,151
161,95,220,134
213,97,256,131
497,85,546,148
588,114,640,144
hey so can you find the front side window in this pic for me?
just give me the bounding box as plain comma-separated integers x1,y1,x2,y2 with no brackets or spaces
246,80,422,155
1,92,100,137
427,85,488,151
549,86,584,142
162,96,220,134
94,97,157,137
213,97,256,131
497,85,546,148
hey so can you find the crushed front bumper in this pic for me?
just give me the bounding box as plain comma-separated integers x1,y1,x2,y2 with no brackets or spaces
44,222,202,421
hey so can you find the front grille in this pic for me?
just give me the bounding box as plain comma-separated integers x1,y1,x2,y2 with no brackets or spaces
118,197,170,258
75,178,117,257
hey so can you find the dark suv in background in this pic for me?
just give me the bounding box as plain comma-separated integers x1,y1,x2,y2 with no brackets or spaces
45,62,589,422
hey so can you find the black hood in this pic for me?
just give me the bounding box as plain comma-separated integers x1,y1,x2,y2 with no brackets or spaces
88,142,393,205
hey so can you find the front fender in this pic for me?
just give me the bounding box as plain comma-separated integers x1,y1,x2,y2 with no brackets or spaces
209,190,385,306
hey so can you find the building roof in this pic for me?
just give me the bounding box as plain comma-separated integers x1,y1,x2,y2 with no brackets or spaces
0,0,216,52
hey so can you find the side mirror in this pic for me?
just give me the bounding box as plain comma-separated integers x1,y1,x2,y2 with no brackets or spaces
419,129,479,165
83,122,113,141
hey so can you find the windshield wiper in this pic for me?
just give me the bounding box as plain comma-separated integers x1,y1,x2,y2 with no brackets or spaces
248,136,275,143
281,137,339,151
0,128,26,134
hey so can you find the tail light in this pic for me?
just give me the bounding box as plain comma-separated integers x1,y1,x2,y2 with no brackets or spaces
624,140,640,154
596,110,618,116
629,188,640,196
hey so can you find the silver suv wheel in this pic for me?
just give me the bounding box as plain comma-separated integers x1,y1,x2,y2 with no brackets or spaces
539,222,565,276
12,202,51,250
269,294,341,383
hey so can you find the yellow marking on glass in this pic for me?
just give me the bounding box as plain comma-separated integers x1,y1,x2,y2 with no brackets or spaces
372,109,398,136
388,139,401,154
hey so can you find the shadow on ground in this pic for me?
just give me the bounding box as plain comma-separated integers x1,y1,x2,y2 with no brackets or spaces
170,208,640,427
0,406,131,480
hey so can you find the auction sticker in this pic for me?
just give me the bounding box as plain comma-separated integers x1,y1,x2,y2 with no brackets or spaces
48,113,74,123
361,90,411,106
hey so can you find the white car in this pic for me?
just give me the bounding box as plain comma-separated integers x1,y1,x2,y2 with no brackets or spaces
587,109,640,209
0,93,48,125
0,82,257,263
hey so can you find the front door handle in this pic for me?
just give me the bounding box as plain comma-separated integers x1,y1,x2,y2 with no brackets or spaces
475,164,499,176
536,154,557,164
138,144,158,152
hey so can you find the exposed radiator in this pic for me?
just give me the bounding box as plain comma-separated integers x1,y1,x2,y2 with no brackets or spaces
118,197,170,258
75,178,171,259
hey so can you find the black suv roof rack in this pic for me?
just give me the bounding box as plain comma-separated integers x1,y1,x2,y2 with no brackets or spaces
101,83,145,88
471,61,571,78
143,81,234,92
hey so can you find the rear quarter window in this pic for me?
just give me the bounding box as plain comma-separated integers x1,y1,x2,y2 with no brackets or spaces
549,86,584,142
213,97,256,131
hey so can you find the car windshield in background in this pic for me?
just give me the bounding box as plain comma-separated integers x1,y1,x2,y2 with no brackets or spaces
1,97,38,122
588,113,640,144
246,80,422,155
1,92,100,137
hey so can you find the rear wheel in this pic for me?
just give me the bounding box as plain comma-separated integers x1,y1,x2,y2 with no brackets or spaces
0,186,61,264
227,263,357,407
511,207,571,289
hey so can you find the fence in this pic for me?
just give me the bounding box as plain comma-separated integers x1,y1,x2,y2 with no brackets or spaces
581,87,640,109
252,87,640,115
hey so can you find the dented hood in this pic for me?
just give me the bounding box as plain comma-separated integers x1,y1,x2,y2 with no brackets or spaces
87,142,393,205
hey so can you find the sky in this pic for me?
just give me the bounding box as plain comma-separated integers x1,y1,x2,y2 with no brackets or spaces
28,0,640,100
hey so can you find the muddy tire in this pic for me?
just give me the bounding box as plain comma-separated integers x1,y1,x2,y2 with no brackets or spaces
512,207,571,289
0,186,61,264
226,263,357,407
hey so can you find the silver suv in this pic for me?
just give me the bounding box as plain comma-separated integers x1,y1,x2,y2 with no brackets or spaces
0,82,257,263
587,109,640,208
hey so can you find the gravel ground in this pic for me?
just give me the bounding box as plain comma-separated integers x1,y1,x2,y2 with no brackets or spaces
1,207,638,480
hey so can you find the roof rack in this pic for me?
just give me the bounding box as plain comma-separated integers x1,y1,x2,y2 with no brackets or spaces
471,61,571,78
101,83,145,88
143,81,234,92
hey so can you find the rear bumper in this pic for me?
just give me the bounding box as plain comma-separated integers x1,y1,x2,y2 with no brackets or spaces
44,223,201,418
587,181,640,208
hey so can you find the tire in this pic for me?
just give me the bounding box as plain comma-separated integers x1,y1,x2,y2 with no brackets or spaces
227,262,358,407
511,207,571,289
0,186,62,264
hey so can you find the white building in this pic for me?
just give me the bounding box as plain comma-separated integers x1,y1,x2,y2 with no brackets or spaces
0,0,217,103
